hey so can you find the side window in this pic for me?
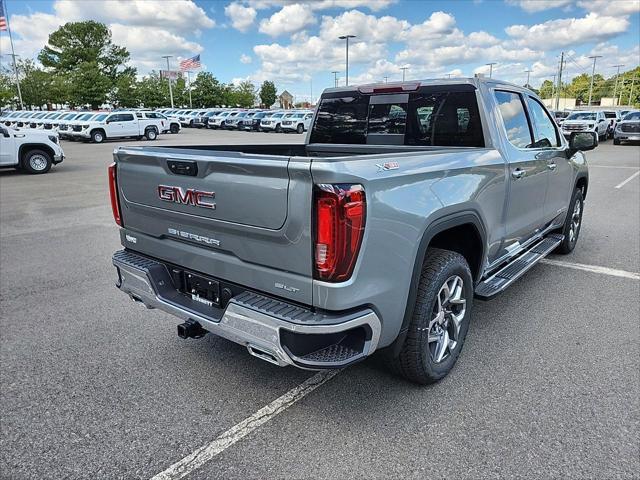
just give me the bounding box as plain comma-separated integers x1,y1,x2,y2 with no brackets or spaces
526,96,559,148
494,90,532,149
106,114,119,123
136,112,143,118
120,113,135,122
309,95,368,144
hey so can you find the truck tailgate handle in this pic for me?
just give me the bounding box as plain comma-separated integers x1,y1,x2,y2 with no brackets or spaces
167,160,198,176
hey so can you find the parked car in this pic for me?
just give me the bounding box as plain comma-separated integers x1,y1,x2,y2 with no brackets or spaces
603,110,621,139
0,124,64,174
281,111,314,133
202,110,223,128
561,110,608,142
76,111,160,143
238,111,269,131
551,110,570,126
224,111,250,129
614,111,640,145
39,112,67,130
68,112,103,140
56,112,85,139
109,78,594,384
135,111,180,134
259,111,287,132
208,111,232,129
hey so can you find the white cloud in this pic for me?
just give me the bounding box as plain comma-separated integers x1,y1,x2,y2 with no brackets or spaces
577,0,640,16
240,54,253,64
248,0,396,11
225,2,257,32
467,31,500,47
259,4,316,36
505,13,630,49
54,0,215,33
506,0,572,13
401,11,457,41
319,10,410,43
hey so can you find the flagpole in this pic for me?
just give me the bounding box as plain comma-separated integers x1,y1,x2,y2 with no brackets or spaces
187,70,192,108
3,0,24,109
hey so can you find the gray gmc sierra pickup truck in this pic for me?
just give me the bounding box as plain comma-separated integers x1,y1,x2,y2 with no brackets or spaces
110,78,595,384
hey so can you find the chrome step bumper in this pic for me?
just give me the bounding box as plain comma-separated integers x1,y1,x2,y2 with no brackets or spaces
112,250,381,369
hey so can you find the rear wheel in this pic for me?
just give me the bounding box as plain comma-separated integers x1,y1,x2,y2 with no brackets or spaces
22,149,52,174
275,123,282,133
145,128,158,141
390,248,473,384
555,187,584,254
296,123,304,134
170,123,179,134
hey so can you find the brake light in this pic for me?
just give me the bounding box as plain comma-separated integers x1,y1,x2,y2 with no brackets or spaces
358,82,420,94
108,162,123,226
314,184,366,282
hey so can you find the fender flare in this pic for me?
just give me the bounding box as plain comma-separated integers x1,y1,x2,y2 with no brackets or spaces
575,171,589,199
390,211,487,357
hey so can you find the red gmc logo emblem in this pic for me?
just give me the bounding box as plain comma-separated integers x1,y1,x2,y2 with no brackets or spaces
158,185,216,210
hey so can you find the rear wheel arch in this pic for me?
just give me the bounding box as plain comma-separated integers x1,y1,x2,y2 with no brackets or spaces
390,212,487,357
576,174,588,200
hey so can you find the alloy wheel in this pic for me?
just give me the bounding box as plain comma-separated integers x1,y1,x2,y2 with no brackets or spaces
428,275,467,364
568,197,582,244
29,154,48,171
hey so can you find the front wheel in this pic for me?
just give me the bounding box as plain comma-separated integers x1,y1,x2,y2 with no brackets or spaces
390,248,473,384
555,187,584,254
91,130,105,143
275,123,282,133
296,124,304,134
22,149,53,174
170,124,179,134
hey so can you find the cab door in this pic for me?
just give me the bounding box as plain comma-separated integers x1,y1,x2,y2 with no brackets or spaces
119,113,139,137
524,95,572,225
105,113,123,137
493,90,549,253
0,127,16,165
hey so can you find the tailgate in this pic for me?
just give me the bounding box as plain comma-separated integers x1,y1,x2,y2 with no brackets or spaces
114,146,313,304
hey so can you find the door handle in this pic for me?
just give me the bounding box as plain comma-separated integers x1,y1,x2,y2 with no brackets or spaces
511,168,526,180
547,162,557,171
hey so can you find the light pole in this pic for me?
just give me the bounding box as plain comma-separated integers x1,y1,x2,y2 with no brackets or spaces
331,70,339,88
400,66,409,82
486,62,497,78
524,69,532,89
338,34,356,86
587,55,602,106
384,76,388,83
611,64,624,105
162,55,175,108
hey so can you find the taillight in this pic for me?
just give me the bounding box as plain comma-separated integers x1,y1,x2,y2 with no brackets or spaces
314,184,366,282
108,162,123,227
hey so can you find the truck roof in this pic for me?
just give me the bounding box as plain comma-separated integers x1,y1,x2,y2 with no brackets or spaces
322,77,530,95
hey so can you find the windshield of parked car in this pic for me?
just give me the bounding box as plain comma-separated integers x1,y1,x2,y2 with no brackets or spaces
566,112,596,120
77,113,95,121
604,112,617,118
254,112,267,118
93,114,108,121
623,112,640,121
271,113,284,118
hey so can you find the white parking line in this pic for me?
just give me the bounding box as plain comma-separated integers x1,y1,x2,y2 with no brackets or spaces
615,170,640,189
150,369,341,480
541,259,639,280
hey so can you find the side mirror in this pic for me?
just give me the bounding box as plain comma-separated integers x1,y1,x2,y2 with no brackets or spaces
569,131,597,152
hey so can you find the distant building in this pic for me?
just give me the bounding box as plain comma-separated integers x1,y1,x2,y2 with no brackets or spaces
543,97,576,110
278,90,294,109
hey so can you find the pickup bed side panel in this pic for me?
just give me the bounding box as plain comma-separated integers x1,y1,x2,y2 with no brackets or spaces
310,148,507,347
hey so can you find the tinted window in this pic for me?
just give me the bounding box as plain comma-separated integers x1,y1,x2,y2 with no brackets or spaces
494,91,532,148
310,95,369,144
623,112,640,121
368,103,406,134
526,96,559,147
604,112,617,118
94,114,108,121
119,113,135,121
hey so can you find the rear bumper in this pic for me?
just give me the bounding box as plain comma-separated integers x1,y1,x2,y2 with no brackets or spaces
112,249,381,369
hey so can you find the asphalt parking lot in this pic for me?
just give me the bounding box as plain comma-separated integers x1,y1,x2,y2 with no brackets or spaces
1,129,638,479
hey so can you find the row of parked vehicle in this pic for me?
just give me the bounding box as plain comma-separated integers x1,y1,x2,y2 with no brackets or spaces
0,109,181,143
156,108,315,134
551,108,640,145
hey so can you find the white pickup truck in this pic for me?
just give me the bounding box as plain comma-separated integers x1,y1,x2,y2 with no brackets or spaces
75,111,160,143
0,125,64,174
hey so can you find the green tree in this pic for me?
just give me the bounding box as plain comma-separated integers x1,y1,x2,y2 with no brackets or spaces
230,80,256,107
191,72,226,107
539,79,554,99
259,80,277,108
18,59,52,109
68,62,112,108
111,73,139,108
39,21,130,80
0,71,17,108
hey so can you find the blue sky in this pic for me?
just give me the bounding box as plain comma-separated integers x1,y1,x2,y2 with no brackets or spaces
1,0,638,102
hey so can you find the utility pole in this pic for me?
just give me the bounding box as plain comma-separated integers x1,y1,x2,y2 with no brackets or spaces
551,73,557,99
384,76,388,83
524,69,532,89
445,73,452,79
2,0,24,109
331,71,339,88
587,55,602,106
611,64,624,105
486,62,497,78
555,52,564,111
400,66,409,82
162,55,175,108
338,35,356,86
628,77,636,106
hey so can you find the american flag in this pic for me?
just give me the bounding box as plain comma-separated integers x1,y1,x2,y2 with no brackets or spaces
179,54,201,71
0,0,8,31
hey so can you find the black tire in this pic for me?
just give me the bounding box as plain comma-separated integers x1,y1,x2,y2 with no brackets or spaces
91,129,105,143
170,124,179,134
22,149,52,174
145,128,158,141
275,123,282,133
613,138,621,145
555,187,584,254
390,248,473,385
296,123,304,134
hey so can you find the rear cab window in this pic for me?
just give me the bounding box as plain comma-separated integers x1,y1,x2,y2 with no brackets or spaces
309,85,484,147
